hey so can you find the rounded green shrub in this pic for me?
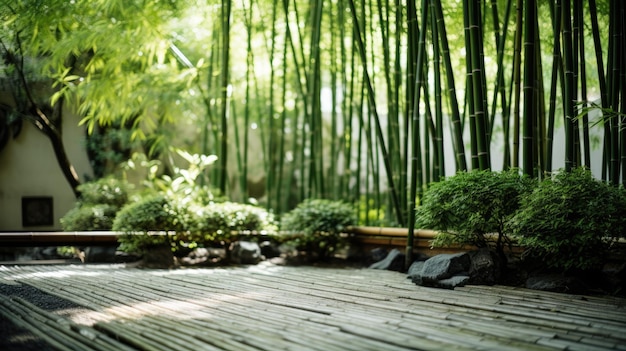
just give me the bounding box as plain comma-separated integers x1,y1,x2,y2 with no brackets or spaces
60,177,132,231
415,169,535,261
113,195,197,253
77,177,131,208
191,202,278,243
512,168,626,271
280,199,355,259
112,195,194,233
60,204,118,231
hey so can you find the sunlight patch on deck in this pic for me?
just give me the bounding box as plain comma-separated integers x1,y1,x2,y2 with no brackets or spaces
1,264,625,351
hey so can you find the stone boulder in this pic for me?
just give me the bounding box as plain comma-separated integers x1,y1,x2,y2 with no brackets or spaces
409,251,501,289
178,247,222,266
525,274,588,294
468,249,501,285
602,262,626,295
437,275,471,289
141,245,176,268
407,261,425,284
84,246,117,263
259,241,281,259
370,248,389,263
114,250,141,263
420,252,470,285
368,248,405,272
230,241,262,265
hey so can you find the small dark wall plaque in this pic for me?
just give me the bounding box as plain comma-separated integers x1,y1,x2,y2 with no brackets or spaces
22,196,54,227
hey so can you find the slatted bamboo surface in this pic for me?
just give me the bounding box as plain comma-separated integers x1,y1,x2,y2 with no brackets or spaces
1,264,625,351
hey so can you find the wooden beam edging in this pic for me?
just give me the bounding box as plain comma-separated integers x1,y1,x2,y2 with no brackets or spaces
345,226,438,238
0,230,284,248
0,227,437,247
0,231,122,247
3,228,622,248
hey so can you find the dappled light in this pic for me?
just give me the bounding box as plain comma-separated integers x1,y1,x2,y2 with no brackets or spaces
1,264,626,350
2,1,626,348
2,1,623,232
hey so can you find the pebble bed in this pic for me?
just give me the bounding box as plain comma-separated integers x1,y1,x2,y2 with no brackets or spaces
0,283,93,350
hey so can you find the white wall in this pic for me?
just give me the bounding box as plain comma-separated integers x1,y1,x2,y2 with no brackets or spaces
0,107,93,231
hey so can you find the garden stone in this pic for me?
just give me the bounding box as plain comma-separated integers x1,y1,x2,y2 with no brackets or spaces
602,262,626,294
368,248,405,272
179,248,210,266
38,247,61,259
436,275,470,289
468,249,501,285
141,245,176,268
259,241,281,259
420,252,470,284
407,261,425,284
84,246,117,263
370,248,388,263
41,247,56,258
525,274,588,294
230,241,262,265
114,250,141,263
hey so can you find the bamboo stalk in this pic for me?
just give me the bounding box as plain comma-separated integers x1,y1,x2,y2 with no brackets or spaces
575,0,591,168
430,0,443,180
347,0,404,226
265,0,278,210
239,0,254,202
3,263,626,351
95,321,169,351
0,296,130,351
434,0,467,172
466,0,490,170
407,0,427,263
489,0,513,170
0,302,76,351
217,0,232,193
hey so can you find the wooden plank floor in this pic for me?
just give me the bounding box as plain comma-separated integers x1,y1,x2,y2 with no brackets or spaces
1,263,625,351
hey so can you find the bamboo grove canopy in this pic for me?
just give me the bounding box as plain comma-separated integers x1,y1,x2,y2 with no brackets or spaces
0,0,624,227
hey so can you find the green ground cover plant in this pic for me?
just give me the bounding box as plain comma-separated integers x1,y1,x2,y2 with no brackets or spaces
512,168,626,271
417,168,626,274
112,194,195,254
415,169,535,263
60,204,119,232
60,177,131,231
280,199,356,260
189,201,278,244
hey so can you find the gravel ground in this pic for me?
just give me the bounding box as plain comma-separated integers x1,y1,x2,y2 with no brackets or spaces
0,283,93,351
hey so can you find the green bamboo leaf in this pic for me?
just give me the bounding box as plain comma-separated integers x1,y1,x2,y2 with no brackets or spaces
50,89,65,107
62,74,80,82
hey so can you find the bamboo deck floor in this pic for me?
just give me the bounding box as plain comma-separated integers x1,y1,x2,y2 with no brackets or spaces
1,263,625,351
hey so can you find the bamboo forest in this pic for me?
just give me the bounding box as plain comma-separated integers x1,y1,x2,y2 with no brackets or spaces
1,0,625,227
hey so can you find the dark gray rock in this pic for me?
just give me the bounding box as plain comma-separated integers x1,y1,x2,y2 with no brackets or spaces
525,274,588,294
141,245,176,268
368,248,405,272
370,248,389,263
407,261,425,281
602,262,626,294
84,246,117,263
420,252,471,284
114,250,141,263
40,247,60,259
408,260,432,286
259,241,281,258
179,247,211,266
468,249,501,285
230,241,262,264
436,275,470,289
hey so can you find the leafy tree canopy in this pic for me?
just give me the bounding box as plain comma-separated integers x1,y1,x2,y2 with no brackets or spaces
1,0,203,154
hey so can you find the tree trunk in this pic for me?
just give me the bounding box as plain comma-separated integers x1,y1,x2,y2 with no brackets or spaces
29,105,81,198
